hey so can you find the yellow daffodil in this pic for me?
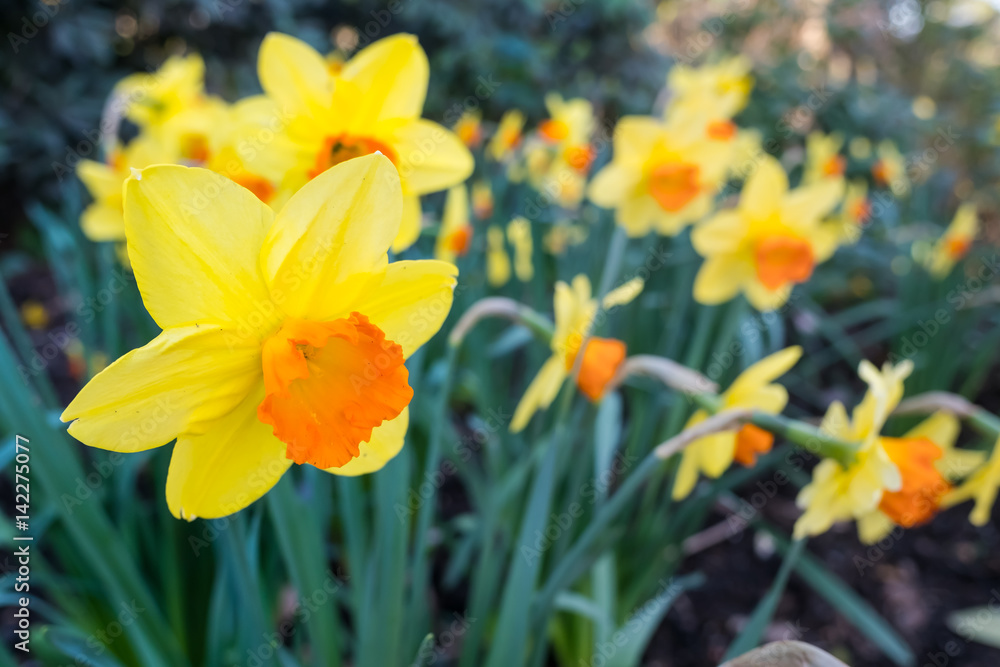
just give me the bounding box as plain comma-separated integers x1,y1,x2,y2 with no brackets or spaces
588,114,735,237
793,361,959,540
159,95,298,206
61,154,457,520
511,276,642,432
543,223,589,255
538,94,594,150
488,109,525,162
453,110,483,149
472,180,494,220
506,217,534,281
435,184,472,263
257,33,473,252
921,203,978,278
486,226,511,287
666,56,753,120
857,411,984,543
943,434,1000,526
691,156,844,311
829,180,871,245
77,134,177,242
672,346,802,500
115,53,206,129
872,139,910,197
803,132,847,184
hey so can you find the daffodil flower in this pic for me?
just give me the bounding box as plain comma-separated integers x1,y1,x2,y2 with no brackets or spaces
257,33,473,252
506,217,534,282
828,180,870,245
793,361,966,540
588,115,736,237
453,110,483,149
920,203,978,279
666,56,754,120
488,109,525,162
471,180,494,220
857,411,984,543
510,275,642,432
486,226,511,287
62,154,457,520
872,139,910,197
115,53,206,129
435,184,472,263
802,131,847,184
692,156,844,311
672,346,802,500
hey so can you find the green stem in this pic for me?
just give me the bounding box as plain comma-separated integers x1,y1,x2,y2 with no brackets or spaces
749,412,857,467
967,408,1000,441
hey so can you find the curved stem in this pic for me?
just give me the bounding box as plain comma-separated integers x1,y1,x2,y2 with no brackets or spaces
448,297,554,347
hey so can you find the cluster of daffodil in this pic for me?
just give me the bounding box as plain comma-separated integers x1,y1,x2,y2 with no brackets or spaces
68,35,999,544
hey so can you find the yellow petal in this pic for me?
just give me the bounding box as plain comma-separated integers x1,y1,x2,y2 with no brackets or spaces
124,166,275,330
166,386,291,520
673,446,702,500
258,32,334,125
349,260,457,357
904,411,960,449
741,156,786,221
326,408,408,476
616,194,661,237
62,325,261,452
857,510,895,544
693,255,751,305
81,204,125,242
393,193,423,253
387,119,474,195
743,280,793,312
587,163,635,209
780,177,845,226
602,277,644,309
510,356,567,433
725,346,802,401
691,211,745,256
613,116,662,165
340,34,429,125
262,153,400,318
77,160,121,201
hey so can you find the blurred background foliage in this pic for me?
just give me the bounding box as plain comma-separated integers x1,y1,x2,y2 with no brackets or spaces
4,0,1000,665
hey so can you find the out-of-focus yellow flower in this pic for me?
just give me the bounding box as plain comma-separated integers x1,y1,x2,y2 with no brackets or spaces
829,180,871,245
858,411,983,543
507,216,533,281
803,132,846,184
472,180,493,220
511,275,642,431
944,434,1000,526
257,33,473,252
521,95,596,210
20,300,49,330
872,140,910,197
672,346,802,500
588,115,735,237
920,203,978,278
77,134,177,242
538,94,594,149
543,223,589,255
793,360,957,539
487,109,525,162
487,225,511,287
453,110,483,149
115,53,206,129
666,56,753,120
692,156,844,311
160,96,298,206
62,154,457,520
435,184,472,263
